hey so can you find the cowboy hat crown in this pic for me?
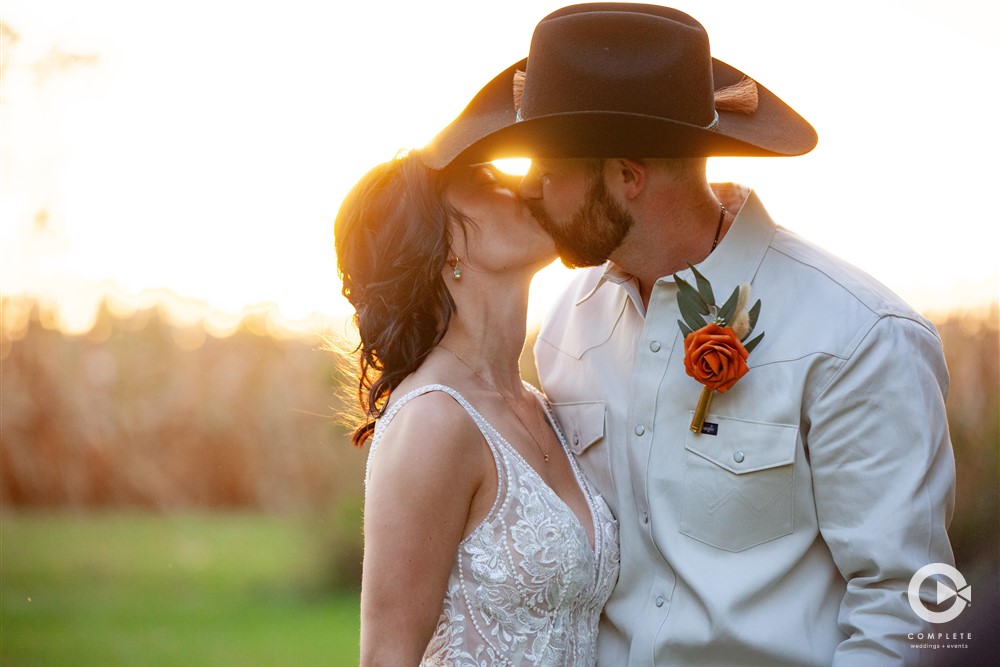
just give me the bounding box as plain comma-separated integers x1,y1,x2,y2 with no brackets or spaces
423,3,817,169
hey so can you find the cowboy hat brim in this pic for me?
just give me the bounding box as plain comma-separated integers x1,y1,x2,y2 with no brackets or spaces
422,57,817,170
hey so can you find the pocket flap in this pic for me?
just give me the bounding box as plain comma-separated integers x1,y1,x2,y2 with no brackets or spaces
685,416,797,474
550,401,606,455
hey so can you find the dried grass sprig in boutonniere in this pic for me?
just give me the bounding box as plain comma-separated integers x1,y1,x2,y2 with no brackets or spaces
674,264,764,434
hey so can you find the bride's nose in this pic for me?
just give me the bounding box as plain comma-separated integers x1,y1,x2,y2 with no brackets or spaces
496,170,523,194
518,165,542,201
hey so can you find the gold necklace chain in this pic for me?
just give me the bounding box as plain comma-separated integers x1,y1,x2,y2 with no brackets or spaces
438,344,551,463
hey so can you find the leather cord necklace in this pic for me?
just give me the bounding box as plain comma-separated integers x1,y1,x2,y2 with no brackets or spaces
711,202,728,252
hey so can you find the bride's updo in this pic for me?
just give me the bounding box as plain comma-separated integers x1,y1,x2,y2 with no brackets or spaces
334,151,464,447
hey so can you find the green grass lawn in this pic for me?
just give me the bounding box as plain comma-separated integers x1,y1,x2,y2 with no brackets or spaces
0,512,360,666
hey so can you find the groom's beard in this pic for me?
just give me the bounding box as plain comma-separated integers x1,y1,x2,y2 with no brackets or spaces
525,177,635,269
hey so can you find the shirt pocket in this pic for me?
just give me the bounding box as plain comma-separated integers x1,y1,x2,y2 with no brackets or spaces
549,401,614,498
551,401,606,455
679,416,797,552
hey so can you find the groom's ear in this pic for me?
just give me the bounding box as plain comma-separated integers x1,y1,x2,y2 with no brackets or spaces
611,158,646,201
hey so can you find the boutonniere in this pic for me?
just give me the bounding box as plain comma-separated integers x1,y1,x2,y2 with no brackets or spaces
674,264,765,434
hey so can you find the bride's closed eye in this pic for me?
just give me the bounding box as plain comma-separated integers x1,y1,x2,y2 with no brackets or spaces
472,165,502,186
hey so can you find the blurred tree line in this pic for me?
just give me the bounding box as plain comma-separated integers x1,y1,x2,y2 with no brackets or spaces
1,296,997,590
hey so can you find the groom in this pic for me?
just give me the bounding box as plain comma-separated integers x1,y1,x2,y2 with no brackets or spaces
425,3,956,666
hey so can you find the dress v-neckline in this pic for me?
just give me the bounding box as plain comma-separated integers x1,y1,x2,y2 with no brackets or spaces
483,388,600,555
378,383,601,557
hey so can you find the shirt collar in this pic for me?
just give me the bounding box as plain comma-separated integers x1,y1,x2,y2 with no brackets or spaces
671,185,775,296
574,261,633,306
574,185,777,310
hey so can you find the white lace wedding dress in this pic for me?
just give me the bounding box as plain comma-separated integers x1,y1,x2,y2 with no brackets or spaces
366,384,620,666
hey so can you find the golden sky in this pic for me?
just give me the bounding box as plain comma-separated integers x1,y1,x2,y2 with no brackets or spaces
2,0,997,334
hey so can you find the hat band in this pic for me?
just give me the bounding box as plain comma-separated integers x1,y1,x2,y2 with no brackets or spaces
515,107,720,130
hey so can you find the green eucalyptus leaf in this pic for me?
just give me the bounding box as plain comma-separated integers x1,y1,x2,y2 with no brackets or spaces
678,292,708,332
743,331,765,354
673,274,709,315
747,299,762,333
688,262,716,305
677,319,693,339
717,286,740,325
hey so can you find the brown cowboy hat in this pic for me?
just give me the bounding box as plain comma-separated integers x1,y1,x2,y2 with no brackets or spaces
422,3,817,169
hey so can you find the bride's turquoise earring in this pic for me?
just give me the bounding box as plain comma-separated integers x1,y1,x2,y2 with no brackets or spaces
450,256,462,280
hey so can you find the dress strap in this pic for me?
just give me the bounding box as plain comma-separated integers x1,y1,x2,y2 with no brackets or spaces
365,385,507,519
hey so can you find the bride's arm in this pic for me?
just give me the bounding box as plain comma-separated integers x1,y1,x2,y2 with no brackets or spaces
359,391,491,666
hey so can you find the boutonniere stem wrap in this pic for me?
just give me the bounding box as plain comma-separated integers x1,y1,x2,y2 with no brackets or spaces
674,264,765,434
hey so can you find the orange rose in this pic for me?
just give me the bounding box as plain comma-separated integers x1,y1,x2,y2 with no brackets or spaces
683,323,749,393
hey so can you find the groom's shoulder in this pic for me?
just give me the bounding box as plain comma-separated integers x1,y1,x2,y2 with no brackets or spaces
767,225,930,326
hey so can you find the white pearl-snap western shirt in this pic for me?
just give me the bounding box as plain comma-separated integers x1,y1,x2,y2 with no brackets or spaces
535,186,955,666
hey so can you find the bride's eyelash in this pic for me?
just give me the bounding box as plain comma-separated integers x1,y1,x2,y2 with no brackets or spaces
475,166,501,185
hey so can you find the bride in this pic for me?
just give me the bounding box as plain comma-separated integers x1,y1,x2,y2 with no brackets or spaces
334,115,619,663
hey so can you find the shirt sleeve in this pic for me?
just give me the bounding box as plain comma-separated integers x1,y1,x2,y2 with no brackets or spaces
807,314,955,666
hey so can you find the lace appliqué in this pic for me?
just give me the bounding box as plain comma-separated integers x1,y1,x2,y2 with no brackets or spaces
368,384,620,667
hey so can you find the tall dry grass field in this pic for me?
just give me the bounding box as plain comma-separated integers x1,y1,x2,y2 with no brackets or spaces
1,297,997,592
1,298,365,512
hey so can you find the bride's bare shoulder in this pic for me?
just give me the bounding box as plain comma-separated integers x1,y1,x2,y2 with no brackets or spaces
372,387,488,480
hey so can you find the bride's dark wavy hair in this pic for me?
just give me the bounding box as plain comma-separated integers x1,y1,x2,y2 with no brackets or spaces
334,150,466,447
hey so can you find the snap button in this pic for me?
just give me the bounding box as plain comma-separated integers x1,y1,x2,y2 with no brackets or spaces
634,424,646,436
655,596,665,608
733,450,745,463
649,340,661,352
